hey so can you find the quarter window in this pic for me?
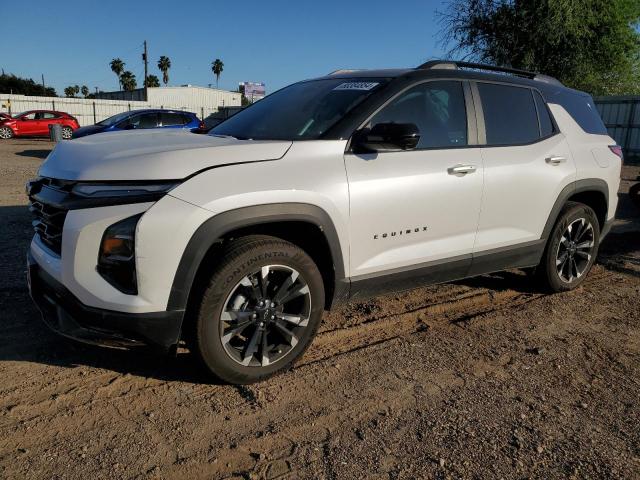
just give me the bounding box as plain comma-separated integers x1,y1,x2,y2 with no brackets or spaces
478,83,540,145
369,81,468,148
534,91,555,138
160,112,186,126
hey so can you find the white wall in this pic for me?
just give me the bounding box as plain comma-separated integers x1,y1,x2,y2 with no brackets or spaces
0,88,242,126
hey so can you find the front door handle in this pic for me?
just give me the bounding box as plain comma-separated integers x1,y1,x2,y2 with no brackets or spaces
545,155,566,165
448,164,477,175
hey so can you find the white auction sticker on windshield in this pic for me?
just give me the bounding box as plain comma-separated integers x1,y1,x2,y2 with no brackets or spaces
333,82,379,91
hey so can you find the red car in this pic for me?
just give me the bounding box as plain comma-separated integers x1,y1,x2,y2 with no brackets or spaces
0,110,80,140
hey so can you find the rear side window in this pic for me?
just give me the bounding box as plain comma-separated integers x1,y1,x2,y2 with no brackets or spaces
552,91,607,135
534,91,555,137
160,112,186,126
478,83,539,145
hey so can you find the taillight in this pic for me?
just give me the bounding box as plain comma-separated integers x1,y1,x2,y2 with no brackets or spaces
609,145,624,159
198,120,205,130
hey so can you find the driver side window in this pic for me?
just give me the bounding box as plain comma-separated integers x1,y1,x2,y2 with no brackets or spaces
369,81,468,149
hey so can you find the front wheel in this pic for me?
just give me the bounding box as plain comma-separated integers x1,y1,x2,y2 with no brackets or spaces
61,126,73,140
536,201,600,292
192,236,325,384
0,126,14,139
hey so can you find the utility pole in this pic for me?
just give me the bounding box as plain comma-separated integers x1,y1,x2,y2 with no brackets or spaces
41,74,46,95
142,40,149,99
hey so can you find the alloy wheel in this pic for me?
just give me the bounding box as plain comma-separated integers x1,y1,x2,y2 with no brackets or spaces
219,264,312,367
61,127,73,140
0,127,13,139
555,217,595,283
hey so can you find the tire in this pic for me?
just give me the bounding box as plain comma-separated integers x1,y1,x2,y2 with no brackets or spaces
536,201,600,292
192,235,325,384
0,126,14,139
61,126,73,140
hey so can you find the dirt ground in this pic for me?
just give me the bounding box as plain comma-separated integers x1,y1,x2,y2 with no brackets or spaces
0,139,639,480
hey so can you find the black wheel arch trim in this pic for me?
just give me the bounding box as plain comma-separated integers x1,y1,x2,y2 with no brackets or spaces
166,203,346,312
541,178,609,240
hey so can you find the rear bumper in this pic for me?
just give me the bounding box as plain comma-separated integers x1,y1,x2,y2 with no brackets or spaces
27,251,183,352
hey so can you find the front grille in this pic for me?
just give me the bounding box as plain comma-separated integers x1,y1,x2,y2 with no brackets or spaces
27,178,75,256
29,200,67,255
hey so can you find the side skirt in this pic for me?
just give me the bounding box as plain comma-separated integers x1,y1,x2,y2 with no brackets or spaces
345,240,545,302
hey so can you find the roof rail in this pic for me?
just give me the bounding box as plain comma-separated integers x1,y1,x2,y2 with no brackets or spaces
416,60,563,86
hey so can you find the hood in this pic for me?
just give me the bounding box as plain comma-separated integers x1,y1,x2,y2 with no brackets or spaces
38,129,292,181
71,124,107,138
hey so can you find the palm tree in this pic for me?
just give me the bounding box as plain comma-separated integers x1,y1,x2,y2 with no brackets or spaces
157,56,171,86
109,58,125,90
120,71,137,91
81,85,89,98
211,58,224,88
73,85,80,96
144,75,160,88
64,86,75,98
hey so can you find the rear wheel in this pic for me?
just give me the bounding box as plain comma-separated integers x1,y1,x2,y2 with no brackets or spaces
0,126,13,139
536,202,600,292
61,126,73,140
192,235,325,384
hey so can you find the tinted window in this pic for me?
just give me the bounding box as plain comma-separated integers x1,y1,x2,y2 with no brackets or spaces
136,113,159,129
40,112,58,119
552,91,607,135
534,91,554,137
212,78,389,140
478,83,539,145
160,112,186,126
21,112,37,120
369,81,467,148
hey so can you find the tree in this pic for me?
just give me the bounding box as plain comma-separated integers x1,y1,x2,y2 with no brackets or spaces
120,71,137,91
439,0,640,95
144,74,160,88
0,73,56,96
157,56,171,86
64,86,76,98
211,58,224,88
110,58,125,90
81,85,90,98
73,85,80,97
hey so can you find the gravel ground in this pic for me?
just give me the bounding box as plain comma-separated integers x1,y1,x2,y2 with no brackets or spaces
0,139,639,480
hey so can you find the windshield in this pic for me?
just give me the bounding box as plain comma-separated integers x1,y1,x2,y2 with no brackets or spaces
96,111,134,127
211,78,389,140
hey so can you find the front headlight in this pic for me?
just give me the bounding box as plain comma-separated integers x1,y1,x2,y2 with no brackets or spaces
97,213,143,295
72,181,179,199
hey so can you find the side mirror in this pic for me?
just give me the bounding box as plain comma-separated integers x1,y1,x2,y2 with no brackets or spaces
353,122,420,153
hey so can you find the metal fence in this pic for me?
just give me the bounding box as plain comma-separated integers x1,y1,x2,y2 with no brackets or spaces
594,96,640,163
1,94,227,127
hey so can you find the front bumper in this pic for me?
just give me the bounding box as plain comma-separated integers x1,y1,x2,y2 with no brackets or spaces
28,251,184,352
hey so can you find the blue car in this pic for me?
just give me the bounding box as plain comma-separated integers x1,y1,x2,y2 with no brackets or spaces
71,109,204,139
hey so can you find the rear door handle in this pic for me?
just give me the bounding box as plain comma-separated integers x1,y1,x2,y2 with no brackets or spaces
448,164,477,175
545,155,566,165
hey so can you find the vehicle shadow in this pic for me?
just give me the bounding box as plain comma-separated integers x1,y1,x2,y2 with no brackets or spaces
15,149,51,159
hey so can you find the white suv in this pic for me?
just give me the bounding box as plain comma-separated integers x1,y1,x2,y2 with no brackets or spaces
27,61,622,384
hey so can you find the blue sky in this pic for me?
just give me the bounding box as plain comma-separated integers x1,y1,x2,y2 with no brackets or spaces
0,0,449,95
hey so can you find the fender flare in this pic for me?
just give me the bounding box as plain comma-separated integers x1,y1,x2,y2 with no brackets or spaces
541,178,609,240
166,203,346,311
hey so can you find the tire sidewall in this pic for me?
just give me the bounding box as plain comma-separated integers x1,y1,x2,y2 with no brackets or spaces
196,241,325,383
545,204,600,291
